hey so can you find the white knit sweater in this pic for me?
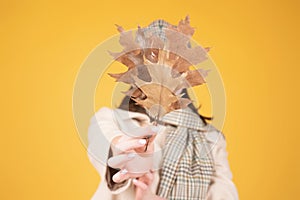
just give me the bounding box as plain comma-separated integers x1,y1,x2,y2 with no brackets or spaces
87,107,239,200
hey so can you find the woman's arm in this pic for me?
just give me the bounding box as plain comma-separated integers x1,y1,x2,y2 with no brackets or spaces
87,107,133,196
206,131,239,200
87,107,154,198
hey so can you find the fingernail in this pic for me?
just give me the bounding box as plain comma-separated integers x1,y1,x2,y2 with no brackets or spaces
127,153,136,158
113,173,120,181
138,139,147,145
120,169,128,175
133,179,138,184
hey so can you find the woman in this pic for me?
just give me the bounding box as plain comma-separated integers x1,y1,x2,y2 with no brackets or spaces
87,17,239,200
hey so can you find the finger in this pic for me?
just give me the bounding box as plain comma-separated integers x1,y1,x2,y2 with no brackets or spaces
107,153,136,169
112,169,144,183
112,169,130,183
133,179,148,190
113,138,147,152
138,172,154,185
145,172,154,182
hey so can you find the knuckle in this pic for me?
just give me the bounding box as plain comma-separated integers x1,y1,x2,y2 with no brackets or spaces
113,144,121,151
141,185,148,190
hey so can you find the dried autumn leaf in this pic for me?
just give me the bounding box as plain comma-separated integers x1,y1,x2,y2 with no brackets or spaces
166,29,208,65
173,15,195,37
170,97,192,110
185,69,206,86
109,51,140,68
108,68,137,84
109,25,143,69
115,24,125,33
119,30,140,52
109,18,211,118
120,65,191,118
172,57,192,73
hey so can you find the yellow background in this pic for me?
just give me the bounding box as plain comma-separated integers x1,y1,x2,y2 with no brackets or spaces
1,0,299,199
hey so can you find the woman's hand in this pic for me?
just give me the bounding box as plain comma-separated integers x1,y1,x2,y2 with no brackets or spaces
133,171,166,200
109,134,156,183
112,135,154,155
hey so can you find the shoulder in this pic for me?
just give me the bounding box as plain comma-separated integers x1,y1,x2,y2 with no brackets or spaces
203,124,226,145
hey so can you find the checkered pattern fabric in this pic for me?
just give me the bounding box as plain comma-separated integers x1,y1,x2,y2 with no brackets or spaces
157,108,215,200
137,19,192,55
142,19,172,42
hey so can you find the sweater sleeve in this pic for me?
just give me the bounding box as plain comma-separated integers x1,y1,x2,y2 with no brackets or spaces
87,107,132,197
205,131,239,200
87,107,152,198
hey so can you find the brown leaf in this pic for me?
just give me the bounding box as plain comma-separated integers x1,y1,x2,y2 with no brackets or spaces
172,57,191,73
109,25,143,68
144,48,159,63
170,97,192,110
177,15,195,36
185,69,208,86
108,72,125,79
108,68,138,84
109,18,210,118
166,29,208,65
109,50,144,69
204,47,211,52
119,30,140,52
109,52,135,68
115,24,125,33
133,84,179,117
123,87,143,98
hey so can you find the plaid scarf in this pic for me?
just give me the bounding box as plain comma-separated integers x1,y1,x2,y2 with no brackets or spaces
157,109,215,200
136,20,214,199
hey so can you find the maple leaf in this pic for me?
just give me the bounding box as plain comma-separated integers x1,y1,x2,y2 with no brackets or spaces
119,65,192,118
109,50,144,69
185,69,208,86
165,29,208,66
169,15,195,37
108,67,138,84
109,18,211,119
109,25,143,69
